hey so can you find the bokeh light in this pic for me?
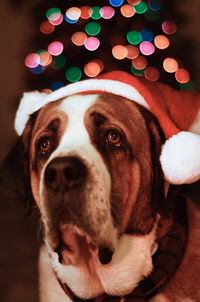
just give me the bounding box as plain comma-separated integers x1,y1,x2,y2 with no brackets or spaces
93,59,104,72
145,9,160,21
49,14,63,26
127,30,141,45
85,22,101,36
131,65,145,76
148,0,163,11
126,45,139,59
132,55,148,69
25,53,40,68
140,29,154,42
65,67,82,82
133,1,148,14
163,58,178,73
30,65,45,75
139,41,155,55
40,21,55,34
48,41,63,56
145,66,160,81
175,68,190,83
109,0,124,7
66,7,81,21
100,6,115,19
80,6,93,19
46,8,61,21
91,6,101,20
50,81,64,91
84,61,101,77
71,32,87,46
64,15,79,24
154,35,170,49
180,81,195,91
37,50,52,66
51,55,66,70
84,37,100,51
162,21,177,35
127,0,142,4
120,5,135,18
112,45,128,59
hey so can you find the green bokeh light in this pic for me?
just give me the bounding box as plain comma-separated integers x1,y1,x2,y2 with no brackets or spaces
127,31,142,45
46,7,61,19
145,9,160,21
131,65,146,75
51,55,66,70
133,1,148,14
85,22,101,36
65,66,82,82
91,6,101,20
180,80,195,91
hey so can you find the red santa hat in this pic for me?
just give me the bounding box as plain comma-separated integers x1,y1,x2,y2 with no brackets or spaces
15,70,200,185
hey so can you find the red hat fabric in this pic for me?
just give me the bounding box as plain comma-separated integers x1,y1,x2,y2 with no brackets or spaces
15,70,200,184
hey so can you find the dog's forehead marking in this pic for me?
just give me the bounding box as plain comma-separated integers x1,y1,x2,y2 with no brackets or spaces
56,94,98,151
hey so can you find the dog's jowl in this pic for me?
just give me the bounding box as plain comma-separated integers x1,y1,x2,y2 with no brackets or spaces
1,71,200,302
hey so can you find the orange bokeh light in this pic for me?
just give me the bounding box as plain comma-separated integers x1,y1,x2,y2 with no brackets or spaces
154,35,170,49
71,32,87,46
132,55,147,70
120,5,135,18
126,45,139,59
92,59,104,72
175,68,190,83
40,21,55,34
84,61,101,77
163,58,178,73
112,45,128,60
80,6,93,19
145,66,160,81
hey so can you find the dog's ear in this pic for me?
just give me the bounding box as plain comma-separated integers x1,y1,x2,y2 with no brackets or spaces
147,114,169,217
140,106,170,218
0,113,37,206
125,106,170,235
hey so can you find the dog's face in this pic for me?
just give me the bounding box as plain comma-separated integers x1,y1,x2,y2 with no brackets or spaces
2,93,166,298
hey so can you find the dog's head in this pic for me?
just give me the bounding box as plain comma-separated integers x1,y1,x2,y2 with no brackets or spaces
2,71,200,299
0,91,168,298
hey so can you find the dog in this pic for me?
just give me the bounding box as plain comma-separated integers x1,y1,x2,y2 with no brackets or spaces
1,71,200,302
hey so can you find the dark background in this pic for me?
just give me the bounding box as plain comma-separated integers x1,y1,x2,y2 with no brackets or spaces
0,0,200,301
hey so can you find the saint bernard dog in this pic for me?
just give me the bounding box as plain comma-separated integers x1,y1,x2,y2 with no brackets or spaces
1,71,200,302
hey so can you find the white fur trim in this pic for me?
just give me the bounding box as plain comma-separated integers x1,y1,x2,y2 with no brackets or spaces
15,91,47,136
14,79,148,135
160,131,200,184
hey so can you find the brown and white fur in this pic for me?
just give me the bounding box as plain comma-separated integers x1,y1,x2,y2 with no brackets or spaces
1,93,200,301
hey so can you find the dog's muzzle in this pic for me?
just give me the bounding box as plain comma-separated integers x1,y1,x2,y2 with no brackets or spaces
45,156,88,192
43,156,114,266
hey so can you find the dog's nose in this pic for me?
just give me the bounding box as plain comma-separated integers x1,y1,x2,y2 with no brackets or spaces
45,157,87,191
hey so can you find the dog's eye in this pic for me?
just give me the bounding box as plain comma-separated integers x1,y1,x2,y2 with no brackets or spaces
38,137,51,154
105,129,122,147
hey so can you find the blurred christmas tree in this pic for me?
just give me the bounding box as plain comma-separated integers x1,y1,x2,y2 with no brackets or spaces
24,0,196,92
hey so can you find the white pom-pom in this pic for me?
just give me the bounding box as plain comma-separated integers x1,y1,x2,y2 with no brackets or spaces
160,131,200,184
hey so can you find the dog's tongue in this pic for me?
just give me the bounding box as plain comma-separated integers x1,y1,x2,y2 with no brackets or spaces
58,225,114,266
61,231,81,261
59,226,97,266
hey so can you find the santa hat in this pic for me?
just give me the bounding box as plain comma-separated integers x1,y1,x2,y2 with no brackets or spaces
15,70,200,185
